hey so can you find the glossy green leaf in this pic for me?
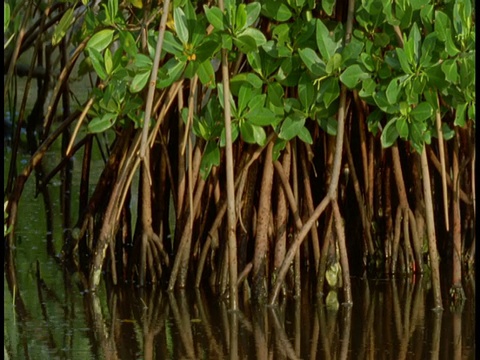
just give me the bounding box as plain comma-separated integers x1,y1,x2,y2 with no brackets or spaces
4,3,10,33
135,53,153,70
235,3,247,31
340,64,370,89
279,113,306,141
245,2,261,27
386,77,402,105
87,29,115,53
267,82,284,108
320,77,340,108
247,51,262,76
316,19,337,60
263,0,292,21
197,60,215,87
107,0,118,20
454,103,467,127
298,48,327,77
322,0,336,16
240,28,267,47
52,8,75,46
119,30,137,58
237,85,253,115
318,116,337,135
408,120,427,153
435,11,460,56
88,113,117,133
104,48,113,75
326,53,342,75
130,70,151,93
174,7,189,45
163,31,184,56
240,121,265,144
88,48,107,80
395,116,409,139
234,34,257,53
272,138,287,161
247,94,266,113
246,107,277,126
200,141,220,179
441,59,458,84
297,126,313,144
380,117,399,149
298,73,315,112
204,5,225,30
395,48,413,74
157,58,186,89
410,102,433,122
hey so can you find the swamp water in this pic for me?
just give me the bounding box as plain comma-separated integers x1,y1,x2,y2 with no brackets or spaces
4,143,476,360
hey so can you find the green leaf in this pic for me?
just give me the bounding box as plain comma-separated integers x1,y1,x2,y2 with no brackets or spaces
326,53,342,75
404,22,421,66
119,30,137,58
395,48,413,74
245,2,261,27
298,73,315,112
435,10,460,56
130,70,151,93
322,0,336,16
318,116,337,135
454,103,467,127
410,102,433,122
240,121,261,144
104,48,113,75
88,113,117,133
340,64,370,89
298,48,327,77
234,34,257,53
107,0,118,20
88,48,108,80
297,126,313,144
87,29,115,53
408,120,427,153
174,7,189,45
204,5,225,30
246,107,277,126
267,82,284,108
52,8,75,46
247,51,262,76
239,28,267,47
320,77,340,109
238,85,253,116
135,53,153,70
263,0,292,21
4,3,10,33
279,113,306,141
163,31,184,56
200,141,220,179
380,117,399,149
316,19,337,60
197,60,215,87
441,59,458,84
235,3,247,31
272,138,287,161
157,58,186,89
395,116,409,139
386,77,402,105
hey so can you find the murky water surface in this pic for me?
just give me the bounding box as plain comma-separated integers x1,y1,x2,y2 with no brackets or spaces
4,146,475,360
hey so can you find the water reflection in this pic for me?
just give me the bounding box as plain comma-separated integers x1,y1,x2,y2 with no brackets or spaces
4,252,476,360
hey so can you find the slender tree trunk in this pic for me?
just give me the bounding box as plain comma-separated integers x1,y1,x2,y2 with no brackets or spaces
420,146,443,310
450,132,465,304
252,142,274,303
